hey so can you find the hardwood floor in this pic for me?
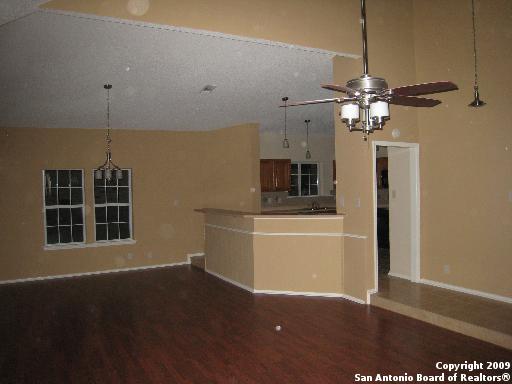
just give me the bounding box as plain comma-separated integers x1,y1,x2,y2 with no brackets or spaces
0,266,510,383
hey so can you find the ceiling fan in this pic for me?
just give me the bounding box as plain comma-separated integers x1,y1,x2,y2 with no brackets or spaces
284,0,458,139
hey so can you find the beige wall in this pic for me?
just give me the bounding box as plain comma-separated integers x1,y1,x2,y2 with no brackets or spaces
260,131,335,196
33,0,512,299
43,0,362,54
333,0,420,295
335,0,512,300
413,0,512,297
0,124,260,281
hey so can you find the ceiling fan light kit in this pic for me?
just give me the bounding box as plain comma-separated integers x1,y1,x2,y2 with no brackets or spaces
282,0,458,140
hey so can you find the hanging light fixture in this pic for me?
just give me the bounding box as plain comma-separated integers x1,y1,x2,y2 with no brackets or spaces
468,0,485,107
305,119,311,159
95,84,123,181
282,97,290,148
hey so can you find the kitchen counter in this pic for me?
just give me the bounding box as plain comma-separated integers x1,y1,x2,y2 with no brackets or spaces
260,207,338,215
196,207,342,217
196,208,351,300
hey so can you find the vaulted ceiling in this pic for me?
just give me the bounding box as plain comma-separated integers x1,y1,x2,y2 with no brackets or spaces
0,5,354,134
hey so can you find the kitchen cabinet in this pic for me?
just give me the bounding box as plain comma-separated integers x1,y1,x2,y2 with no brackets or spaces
260,159,291,192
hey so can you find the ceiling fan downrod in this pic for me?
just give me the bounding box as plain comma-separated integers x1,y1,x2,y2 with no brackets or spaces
360,0,369,76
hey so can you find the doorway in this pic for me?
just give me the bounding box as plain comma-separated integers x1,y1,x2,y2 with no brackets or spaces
372,141,420,293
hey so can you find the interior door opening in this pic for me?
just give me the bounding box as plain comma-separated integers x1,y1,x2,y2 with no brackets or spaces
376,147,390,276
373,142,420,294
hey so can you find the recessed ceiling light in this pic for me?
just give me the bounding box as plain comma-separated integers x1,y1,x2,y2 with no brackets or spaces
200,84,217,94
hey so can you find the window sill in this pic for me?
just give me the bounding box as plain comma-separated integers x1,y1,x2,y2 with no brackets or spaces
286,195,321,199
43,239,136,251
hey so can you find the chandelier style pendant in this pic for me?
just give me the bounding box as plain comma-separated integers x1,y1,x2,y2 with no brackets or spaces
468,0,485,107
95,84,123,181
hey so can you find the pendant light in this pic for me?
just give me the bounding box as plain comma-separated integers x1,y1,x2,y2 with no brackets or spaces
95,84,123,181
305,119,311,159
282,96,290,148
468,0,485,107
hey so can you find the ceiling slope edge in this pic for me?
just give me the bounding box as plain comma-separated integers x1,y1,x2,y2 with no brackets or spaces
37,8,360,59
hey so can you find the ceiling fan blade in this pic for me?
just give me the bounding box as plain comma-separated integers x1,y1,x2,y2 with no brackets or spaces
321,84,357,95
391,81,458,96
388,95,441,107
281,97,346,107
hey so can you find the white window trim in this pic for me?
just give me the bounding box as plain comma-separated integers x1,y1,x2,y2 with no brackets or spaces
44,238,136,251
42,169,87,246
92,169,134,243
289,162,320,197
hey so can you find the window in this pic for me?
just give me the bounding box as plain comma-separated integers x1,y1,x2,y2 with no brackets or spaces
289,162,319,196
43,170,85,245
93,170,132,241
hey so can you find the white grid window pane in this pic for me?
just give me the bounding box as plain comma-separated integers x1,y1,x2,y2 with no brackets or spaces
43,169,85,245
93,169,133,242
290,162,320,197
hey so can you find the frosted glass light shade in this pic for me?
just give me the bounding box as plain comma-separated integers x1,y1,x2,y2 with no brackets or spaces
104,169,112,180
370,101,389,119
341,103,359,121
95,169,103,180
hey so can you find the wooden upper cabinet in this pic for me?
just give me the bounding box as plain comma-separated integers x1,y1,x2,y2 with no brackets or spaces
273,159,291,192
260,159,275,192
260,159,291,192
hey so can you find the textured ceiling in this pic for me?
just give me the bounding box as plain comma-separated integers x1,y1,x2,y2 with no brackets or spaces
0,10,341,134
0,0,48,26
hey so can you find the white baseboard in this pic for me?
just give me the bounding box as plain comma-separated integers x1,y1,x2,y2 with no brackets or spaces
0,261,189,285
366,289,377,304
205,268,365,304
420,278,512,304
205,268,254,293
388,272,411,280
187,252,205,264
254,289,365,304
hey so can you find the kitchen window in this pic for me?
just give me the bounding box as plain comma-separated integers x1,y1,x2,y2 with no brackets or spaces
289,162,319,196
43,169,85,245
93,169,133,241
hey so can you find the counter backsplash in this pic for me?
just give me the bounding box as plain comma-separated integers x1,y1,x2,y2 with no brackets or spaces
261,192,335,210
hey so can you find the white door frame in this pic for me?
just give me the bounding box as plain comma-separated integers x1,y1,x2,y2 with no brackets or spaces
371,141,421,292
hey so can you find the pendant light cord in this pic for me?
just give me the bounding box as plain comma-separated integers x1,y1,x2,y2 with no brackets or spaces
105,84,112,153
305,119,310,149
471,0,478,88
284,99,287,139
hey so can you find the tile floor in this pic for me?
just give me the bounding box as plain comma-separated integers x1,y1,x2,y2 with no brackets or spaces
372,275,512,349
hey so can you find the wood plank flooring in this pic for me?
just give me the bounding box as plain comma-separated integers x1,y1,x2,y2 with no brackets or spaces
0,266,510,383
